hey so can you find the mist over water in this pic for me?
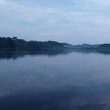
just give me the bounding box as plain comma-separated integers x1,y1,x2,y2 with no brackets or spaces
0,50,110,110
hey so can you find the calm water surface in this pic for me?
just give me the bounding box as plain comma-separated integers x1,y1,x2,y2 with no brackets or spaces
0,51,110,110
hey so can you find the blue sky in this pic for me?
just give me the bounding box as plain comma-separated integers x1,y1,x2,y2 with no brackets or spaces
0,0,110,44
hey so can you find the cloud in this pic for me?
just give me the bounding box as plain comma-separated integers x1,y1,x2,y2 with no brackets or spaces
0,0,7,4
0,0,110,43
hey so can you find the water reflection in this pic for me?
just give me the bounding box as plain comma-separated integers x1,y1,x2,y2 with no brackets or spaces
0,49,71,60
0,48,110,60
0,50,110,110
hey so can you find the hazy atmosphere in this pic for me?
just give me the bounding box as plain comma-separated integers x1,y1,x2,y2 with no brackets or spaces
1,1,110,110
0,0,110,44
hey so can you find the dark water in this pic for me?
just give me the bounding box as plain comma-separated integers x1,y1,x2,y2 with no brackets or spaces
0,50,110,110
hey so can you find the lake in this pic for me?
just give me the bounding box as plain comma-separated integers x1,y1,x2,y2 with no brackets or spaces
0,50,110,110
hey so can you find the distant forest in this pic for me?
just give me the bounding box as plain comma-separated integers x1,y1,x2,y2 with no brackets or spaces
0,37,110,52
0,37,70,51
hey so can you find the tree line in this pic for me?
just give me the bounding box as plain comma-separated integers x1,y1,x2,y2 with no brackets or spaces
0,37,69,51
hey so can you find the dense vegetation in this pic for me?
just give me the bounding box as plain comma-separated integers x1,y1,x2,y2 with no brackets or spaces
0,37,70,51
1,37,110,54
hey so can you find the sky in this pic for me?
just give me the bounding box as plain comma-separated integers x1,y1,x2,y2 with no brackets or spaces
0,0,110,44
